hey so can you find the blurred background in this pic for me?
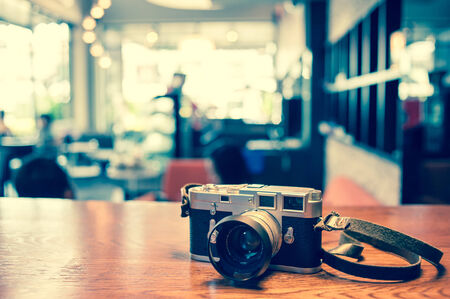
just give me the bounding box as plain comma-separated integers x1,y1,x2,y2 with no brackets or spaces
0,0,449,205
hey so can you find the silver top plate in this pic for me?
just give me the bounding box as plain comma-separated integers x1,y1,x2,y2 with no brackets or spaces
189,184,322,220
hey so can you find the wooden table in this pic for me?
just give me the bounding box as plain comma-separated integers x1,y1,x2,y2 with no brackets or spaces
0,198,448,298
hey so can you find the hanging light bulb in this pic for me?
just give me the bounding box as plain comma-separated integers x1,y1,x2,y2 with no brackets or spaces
146,31,159,44
82,16,96,31
90,5,104,19
82,31,96,44
226,30,238,43
98,0,112,9
90,42,104,57
98,55,112,69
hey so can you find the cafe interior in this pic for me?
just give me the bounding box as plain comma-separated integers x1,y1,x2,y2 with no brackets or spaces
0,0,449,206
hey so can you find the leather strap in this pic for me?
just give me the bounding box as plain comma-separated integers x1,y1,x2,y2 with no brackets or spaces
315,212,443,280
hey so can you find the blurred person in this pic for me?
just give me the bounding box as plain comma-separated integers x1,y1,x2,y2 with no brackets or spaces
14,156,75,199
0,110,12,137
209,143,252,184
154,73,186,157
35,114,57,159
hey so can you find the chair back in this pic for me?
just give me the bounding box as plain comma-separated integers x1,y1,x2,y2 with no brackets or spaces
162,159,217,201
323,176,382,207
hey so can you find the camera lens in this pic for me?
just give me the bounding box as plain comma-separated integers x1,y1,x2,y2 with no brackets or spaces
208,210,282,281
227,225,262,264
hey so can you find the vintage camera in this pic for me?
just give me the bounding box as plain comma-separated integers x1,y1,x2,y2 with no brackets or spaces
187,184,322,281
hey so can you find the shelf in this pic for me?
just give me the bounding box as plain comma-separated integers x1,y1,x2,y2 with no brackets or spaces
324,67,401,93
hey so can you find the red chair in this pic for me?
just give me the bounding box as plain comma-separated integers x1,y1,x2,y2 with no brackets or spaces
323,176,382,207
135,159,218,201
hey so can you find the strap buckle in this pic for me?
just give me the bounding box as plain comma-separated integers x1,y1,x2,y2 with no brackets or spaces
315,211,350,231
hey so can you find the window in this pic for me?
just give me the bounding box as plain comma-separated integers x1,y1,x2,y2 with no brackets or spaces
0,1,71,135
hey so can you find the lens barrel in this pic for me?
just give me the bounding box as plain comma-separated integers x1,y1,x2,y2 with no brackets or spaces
208,210,282,281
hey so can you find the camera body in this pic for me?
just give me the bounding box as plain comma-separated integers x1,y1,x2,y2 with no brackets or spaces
188,184,323,278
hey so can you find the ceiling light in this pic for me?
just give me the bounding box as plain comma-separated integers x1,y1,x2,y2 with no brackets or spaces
145,0,216,10
90,43,104,57
82,31,96,44
90,5,105,19
82,16,96,31
98,55,112,69
226,30,238,43
98,0,112,9
146,31,159,43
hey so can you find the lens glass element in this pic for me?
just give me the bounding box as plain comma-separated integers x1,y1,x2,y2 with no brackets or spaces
226,225,262,264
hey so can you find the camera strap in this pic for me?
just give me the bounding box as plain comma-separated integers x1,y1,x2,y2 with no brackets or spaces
315,212,443,280
181,184,202,217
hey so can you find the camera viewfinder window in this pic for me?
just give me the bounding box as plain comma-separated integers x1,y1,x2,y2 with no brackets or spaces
283,196,304,211
259,195,275,208
220,195,230,203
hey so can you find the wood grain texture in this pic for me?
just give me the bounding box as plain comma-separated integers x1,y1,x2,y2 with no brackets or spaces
0,198,448,298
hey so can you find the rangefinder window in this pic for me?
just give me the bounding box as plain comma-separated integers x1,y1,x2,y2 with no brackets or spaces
259,195,275,208
220,195,230,203
283,196,304,211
